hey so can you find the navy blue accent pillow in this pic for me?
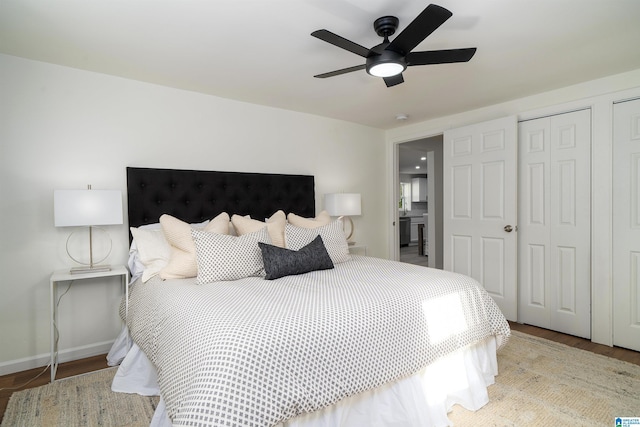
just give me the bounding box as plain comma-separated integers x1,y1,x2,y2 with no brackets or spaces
258,235,334,280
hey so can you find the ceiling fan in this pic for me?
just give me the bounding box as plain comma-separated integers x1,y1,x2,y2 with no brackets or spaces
311,4,476,87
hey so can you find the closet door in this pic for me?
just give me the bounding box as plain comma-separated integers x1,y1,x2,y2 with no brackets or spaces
518,109,591,338
613,98,640,352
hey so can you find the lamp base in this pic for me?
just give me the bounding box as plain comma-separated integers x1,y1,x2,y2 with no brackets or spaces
338,215,356,241
70,264,112,274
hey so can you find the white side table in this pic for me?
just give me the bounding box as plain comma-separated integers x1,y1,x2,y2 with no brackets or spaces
49,265,129,382
349,245,367,256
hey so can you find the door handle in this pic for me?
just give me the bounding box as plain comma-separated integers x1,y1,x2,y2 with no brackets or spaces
504,225,513,233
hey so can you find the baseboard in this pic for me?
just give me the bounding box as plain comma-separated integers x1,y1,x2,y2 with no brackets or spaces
0,340,114,376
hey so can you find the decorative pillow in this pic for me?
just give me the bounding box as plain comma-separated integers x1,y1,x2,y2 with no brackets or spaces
159,213,230,279
259,235,334,280
128,222,161,282
231,210,286,248
285,219,351,264
191,227,271,284
287,210,331,229
128,220,210,282
228,220,238,236
130,226,171,283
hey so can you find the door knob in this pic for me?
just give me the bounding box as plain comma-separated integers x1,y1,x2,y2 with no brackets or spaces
504,225,513,233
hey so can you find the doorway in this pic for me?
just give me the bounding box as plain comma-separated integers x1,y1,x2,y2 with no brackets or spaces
397,136,443,269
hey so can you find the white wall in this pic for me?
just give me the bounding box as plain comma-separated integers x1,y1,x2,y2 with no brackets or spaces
386,68,640,347
0,53,387,374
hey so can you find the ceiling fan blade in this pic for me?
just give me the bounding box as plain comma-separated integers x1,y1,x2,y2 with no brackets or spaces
314,64,366,78
384,73,404,87
386,4,452,55
406,48,477,65
311,29,371,58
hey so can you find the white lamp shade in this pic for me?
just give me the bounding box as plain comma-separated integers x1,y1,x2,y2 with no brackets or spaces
324,193,362,217
54,190,123,227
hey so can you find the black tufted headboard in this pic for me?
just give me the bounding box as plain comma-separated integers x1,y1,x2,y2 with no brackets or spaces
126,167,315,231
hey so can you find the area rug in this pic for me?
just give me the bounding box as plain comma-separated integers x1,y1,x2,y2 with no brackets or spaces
2,331,639,426
1,368,158,427
449,331,640,426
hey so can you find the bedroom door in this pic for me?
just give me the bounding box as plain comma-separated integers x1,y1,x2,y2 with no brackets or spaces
443,116,518,321
518,109,591,339
613,98,640,352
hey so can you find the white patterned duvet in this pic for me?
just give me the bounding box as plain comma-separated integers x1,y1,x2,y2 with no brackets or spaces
122,255,510,427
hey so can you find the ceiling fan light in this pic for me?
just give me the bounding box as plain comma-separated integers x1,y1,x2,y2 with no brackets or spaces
368,62,405,77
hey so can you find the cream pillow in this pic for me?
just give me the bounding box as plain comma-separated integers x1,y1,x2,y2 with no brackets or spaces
231,210,286,248
160,212,230,279
287,210,331,229
130,227,171,283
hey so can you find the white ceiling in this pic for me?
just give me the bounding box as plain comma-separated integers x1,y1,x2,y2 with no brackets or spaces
2,0,639,130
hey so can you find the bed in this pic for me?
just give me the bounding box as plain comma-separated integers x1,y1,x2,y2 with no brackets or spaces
109,167,510,427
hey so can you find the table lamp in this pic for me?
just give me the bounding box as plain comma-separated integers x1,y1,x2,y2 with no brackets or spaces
324,193,361,244
54,186,123,274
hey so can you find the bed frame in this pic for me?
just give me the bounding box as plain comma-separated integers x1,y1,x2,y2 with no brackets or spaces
126,167,315,230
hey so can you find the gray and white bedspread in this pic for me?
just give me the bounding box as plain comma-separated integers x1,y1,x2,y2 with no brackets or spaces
123,255,510,427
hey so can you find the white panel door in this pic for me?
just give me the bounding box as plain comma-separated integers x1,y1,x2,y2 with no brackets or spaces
518,109,591,338
444,116,518,320
613,98,640,352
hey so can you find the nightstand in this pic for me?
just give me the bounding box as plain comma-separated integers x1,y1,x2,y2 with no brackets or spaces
348,245,367,256
49,265,129,382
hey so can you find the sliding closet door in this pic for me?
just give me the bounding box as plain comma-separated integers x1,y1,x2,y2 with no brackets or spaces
613,98,640,352
518,109,591,338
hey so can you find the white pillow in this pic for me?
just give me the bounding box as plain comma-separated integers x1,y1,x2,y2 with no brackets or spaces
285,219,351,264
287,210,331,229
130,227,171,283
231,210,286,248
160,213,230,279
128,222,162,282
191,227,271,284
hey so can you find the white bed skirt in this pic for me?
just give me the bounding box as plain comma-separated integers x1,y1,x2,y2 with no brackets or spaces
108,327,499,427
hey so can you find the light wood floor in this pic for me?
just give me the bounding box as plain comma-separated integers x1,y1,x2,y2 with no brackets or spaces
1,323,638,424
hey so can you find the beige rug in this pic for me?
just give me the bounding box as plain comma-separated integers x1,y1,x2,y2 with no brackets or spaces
3,331,639,426
449,331,640,426
1,368,158,427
